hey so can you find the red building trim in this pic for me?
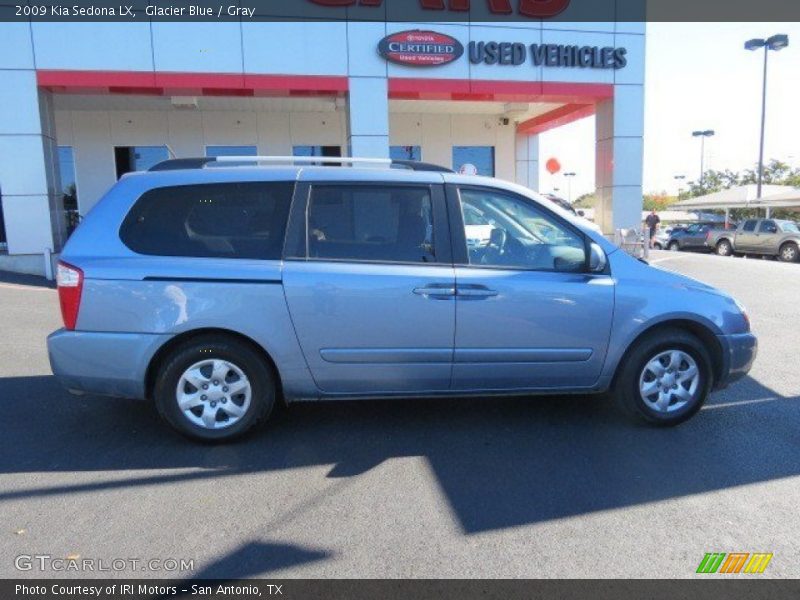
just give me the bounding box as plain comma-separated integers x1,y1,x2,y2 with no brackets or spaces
38,70,613,101
387,78,613,103
516,103,596,135
37,70,350,97
37,70,610,133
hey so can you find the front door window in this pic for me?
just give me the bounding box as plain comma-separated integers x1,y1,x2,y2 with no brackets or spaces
458,188,586,272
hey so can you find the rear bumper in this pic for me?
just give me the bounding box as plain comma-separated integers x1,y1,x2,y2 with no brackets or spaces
715,332,758,389
47,329,170,399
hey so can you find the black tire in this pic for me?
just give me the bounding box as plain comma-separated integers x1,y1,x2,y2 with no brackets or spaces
611,329,713,426
716,239,732,257
153,334,276,442
668,241,680,252
778,242,799,263
653,242,663,250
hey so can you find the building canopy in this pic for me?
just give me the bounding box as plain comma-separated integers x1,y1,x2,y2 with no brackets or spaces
671,185,800,211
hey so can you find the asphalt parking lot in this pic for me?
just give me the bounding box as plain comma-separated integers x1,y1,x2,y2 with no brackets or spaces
1,251,798,579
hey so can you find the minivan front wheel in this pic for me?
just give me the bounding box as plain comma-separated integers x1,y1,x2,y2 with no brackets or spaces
154,335,275,442
613,329,712,426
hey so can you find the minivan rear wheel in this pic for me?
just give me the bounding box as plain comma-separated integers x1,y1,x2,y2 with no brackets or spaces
612,329,712,426
154,335,275,442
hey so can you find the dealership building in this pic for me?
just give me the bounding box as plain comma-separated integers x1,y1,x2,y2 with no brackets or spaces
0,8,645,274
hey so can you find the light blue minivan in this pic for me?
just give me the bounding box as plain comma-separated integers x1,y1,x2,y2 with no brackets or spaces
48,157,757,441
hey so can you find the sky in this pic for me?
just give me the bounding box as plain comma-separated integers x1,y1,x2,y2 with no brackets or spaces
539,22,800,200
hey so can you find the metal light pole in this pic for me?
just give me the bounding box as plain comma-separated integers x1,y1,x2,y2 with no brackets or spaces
564,172,576,203
691,130,714,188
745,34,789,200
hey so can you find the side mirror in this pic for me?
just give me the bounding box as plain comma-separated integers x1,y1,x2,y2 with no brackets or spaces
577,210,585,217
589,243,607,273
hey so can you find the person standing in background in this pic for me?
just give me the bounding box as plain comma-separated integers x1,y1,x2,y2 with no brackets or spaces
645,210,661,249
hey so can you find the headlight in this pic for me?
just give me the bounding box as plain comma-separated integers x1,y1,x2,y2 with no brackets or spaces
734,297,750,331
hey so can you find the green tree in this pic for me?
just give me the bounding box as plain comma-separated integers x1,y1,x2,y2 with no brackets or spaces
684,160,800,199
573,193,597,208
684,169,741,198
679,158,800,222
739,159,795,185
643,192,678,212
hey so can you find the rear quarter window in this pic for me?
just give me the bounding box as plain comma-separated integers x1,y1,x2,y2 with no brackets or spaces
120,182,294,260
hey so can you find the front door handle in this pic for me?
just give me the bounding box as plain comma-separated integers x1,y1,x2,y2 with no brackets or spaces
413,284,456,299
457,284,499,299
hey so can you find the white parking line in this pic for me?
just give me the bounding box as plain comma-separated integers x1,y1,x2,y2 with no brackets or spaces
649,254,687,264
703,396,783,410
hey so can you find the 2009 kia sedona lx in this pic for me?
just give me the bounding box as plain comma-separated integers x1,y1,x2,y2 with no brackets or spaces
48,157,757,441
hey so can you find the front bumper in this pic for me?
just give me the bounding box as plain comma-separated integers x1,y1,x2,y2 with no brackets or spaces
47,329,170,399
715,332,758,389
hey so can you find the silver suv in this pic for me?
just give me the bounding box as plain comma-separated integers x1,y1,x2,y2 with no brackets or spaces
48,157,757,441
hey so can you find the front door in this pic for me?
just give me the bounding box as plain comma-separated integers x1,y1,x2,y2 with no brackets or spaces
755,219,779,253
448,186,614,391
683,224,707,248
282,181,455,394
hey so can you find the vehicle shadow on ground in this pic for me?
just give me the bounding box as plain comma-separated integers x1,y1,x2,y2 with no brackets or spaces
183,541,329,581
0,271,55,289
1,374,798,535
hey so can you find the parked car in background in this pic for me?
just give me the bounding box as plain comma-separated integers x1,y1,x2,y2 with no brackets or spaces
48,156,756,441
463,203,494,249
667,223,730,252
542,194,602,234
651,229,670,250
705,218,800,262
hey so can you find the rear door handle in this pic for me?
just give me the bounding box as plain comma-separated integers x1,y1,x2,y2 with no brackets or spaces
457,284,499,299
413,284,456,300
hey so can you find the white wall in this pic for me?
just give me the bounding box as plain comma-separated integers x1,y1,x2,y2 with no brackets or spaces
54,108,519,213
26,20,639,81
389,113,515,181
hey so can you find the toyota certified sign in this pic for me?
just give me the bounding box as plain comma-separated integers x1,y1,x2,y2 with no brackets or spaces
378,30,464,67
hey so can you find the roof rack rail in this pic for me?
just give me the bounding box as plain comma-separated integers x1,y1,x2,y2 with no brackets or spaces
217,156,392,166
149,157,216,171
148,156,454,173
390,159,454,173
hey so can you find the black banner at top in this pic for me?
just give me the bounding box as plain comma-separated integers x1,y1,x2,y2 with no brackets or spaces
2,0,800,22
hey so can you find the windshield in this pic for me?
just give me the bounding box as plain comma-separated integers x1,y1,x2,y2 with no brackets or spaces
780,221,799,233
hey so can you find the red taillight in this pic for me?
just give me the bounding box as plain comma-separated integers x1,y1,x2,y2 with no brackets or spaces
56,261,83,331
